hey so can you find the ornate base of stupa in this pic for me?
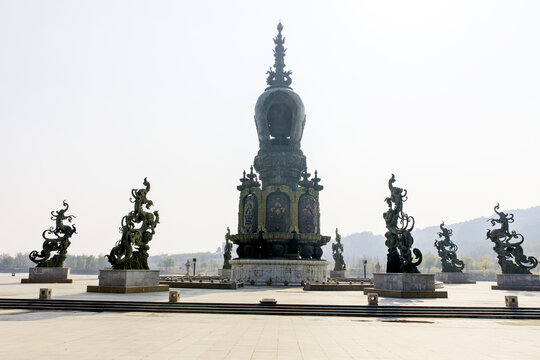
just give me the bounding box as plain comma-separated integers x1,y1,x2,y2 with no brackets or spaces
21,267,72,283
87,269,169,293
492,274,540,291
231,259,328,285
363,273,448,298
436,272,476,284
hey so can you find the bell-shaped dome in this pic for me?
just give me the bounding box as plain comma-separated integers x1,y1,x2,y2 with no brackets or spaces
253,22,305,150
254,87,305,149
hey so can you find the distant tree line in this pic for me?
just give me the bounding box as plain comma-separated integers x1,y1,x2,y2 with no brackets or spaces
0,253,110,273
343,252,539,280
150,252,223,275
0,251,224,275
6,250,534,280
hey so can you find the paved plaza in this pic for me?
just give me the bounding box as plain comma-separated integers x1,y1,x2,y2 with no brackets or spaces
1,274,539,359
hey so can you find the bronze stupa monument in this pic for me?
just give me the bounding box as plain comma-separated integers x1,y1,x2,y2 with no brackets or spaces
229,23,330,285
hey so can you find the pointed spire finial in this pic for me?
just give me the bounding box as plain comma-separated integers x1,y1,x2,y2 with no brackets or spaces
266,22,292,89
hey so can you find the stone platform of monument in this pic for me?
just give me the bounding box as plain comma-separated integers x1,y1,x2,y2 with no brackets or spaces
87,178,168,294
229,23,330,286
366,175,447,298
486,204,540,291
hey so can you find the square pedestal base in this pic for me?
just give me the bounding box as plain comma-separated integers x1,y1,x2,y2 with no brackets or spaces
436,272,476,284
492,274,540,291
218,268,232,278
368,273,448,298
21,267,72,284
362,288,448,298
231,259,329,285
87,269,167,293
329,270,348,279
87,285,169,293
304,283,372,291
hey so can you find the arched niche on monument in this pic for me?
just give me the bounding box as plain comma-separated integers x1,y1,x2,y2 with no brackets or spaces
255,89,306,149
298,194,317,234
242,194,258,234
267,103,292,145
265,191,290,232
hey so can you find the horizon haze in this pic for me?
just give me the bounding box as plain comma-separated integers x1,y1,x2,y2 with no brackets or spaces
1,1,539,256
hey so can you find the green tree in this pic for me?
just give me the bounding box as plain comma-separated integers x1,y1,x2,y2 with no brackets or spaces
159,257,175,269
461,256,474,270
420,252,440,273
14,253,32,267
87,256,99,271
476,256,494,270
1,255,14,267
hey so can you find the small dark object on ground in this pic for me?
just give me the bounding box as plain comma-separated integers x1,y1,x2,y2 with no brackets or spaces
259,298,277,305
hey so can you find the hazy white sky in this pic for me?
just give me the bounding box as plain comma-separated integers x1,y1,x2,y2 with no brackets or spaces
1,1,539,256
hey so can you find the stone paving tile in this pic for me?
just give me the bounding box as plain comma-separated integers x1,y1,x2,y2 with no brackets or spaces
3,274,540,308
1,275,540,359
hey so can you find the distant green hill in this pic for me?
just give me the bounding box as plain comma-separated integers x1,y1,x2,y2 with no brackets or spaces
328,205,540,262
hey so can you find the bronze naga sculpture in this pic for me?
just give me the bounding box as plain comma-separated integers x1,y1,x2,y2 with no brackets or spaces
29,201,76,267
106,178,159,270
486,203,538,274
332,228,346,271
223,227,232,269
383,174,422,273
434,222,464,272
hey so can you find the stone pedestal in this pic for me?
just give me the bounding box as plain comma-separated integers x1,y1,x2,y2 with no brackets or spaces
231,259,328,285
363,273,447,298
87,270,169,293
218,268,232,278
492,274,540,291
21,267,72,283
329,270,348,279
436,272,476,284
